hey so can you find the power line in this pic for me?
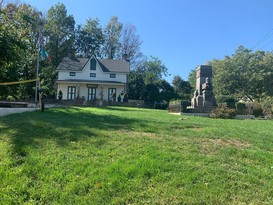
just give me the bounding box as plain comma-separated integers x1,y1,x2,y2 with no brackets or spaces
261,38,273,50
251,28,273,50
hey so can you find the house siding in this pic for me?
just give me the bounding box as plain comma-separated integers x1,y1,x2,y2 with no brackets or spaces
58,60,127,83
56,57,129,101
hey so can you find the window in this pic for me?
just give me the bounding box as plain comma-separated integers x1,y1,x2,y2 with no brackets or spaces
110,74,116,78
70,72,76,76
90,59,96,70
88,87,96,100
108,88,116,101
90,73,96,77
67,86,76,100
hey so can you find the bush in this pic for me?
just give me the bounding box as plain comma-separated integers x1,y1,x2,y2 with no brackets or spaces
210,106,237,119
236,102,248,115
247,102,263,117
216,95,236,103
6,95,15,101
261,97,273,118
215,95,236,109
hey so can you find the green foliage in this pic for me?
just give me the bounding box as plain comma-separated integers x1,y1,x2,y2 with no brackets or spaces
0,3,41,100
236,102,248,115
248,102,263,117
128,57,170,103
210,46,273,101
44,2,75,66
6,95,15,101
187,69,196,89
1,107,273,204
261,97,273,118
216,95,236,104
210,106,237,119
75,18,104,57
172,75,192,100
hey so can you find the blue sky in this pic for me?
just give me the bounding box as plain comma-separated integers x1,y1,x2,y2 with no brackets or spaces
23,0,273,82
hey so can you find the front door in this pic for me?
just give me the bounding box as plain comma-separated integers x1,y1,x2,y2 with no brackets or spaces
108,88,116,101
67,86,76,100
88,87,96,100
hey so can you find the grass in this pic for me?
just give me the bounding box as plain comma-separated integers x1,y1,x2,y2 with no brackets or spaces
0,106,273,205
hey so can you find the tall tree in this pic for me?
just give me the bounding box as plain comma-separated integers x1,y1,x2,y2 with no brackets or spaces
42,3,75,97
187,69,196,90
172,75,192,100
44,2,75,66
142,56,168,84
121,23,143,68
75,18,104,57
210,45,273,101
102,16,122,59
0,3,40,100
128,56,169,103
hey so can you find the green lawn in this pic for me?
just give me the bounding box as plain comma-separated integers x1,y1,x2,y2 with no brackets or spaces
0,107,273,205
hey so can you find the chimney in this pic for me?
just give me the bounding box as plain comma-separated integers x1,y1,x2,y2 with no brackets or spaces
67,48,72,58
122,53,129,62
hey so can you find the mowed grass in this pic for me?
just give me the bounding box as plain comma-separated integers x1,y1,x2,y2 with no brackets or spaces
0,107,273,205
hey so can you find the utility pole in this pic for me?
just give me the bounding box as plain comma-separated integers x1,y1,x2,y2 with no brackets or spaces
35,23,42,104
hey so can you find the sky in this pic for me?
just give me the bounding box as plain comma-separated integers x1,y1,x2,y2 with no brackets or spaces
21,0,273,82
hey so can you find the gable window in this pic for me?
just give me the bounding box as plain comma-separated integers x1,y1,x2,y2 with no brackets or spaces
90,59,96,70
70,72,76,76
90,73,96,77
67,86,76,100
110,74,116,78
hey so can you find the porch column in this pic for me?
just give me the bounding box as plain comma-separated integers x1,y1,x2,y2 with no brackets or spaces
100,84,104,100
77,83,81,98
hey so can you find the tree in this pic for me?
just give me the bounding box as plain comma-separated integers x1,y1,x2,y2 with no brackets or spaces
209,45,273,102
172,75,192,100
187,69,196,90
44,2,75,66
0,3,40,100
42,3,75,97
75,18,104,57
158,79,176,102
102,16,122,59
128,56,169,103
142,56,168,84
121,23,143,68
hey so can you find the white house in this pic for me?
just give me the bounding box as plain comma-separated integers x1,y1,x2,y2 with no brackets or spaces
56,55,130,101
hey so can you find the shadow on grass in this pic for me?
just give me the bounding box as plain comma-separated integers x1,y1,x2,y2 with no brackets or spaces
0,107,147,162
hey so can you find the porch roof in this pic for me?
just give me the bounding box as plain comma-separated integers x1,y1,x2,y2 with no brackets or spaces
56,79,127,85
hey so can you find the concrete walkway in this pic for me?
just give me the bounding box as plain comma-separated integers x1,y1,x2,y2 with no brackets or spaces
0,108,37,117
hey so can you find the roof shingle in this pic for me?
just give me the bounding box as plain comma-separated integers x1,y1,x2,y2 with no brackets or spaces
57,57,129,73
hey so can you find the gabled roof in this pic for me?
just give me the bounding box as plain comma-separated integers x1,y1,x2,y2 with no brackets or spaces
57,56,130,73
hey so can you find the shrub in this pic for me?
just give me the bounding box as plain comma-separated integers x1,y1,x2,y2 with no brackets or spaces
247,102,263,117
261,97,273,118
236,102,248,115
210,106,237,119
216,95,236,104
6,95,15,101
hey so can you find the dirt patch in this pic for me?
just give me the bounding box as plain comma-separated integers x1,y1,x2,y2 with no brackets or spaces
197,138,251,156
208,138,251,148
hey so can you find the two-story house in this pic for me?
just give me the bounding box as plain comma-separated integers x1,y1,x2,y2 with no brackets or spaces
56,55,130,101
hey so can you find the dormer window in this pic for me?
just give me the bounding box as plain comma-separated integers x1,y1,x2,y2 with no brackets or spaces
90,58,96,70
70,72,76,76
110,74,116,78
